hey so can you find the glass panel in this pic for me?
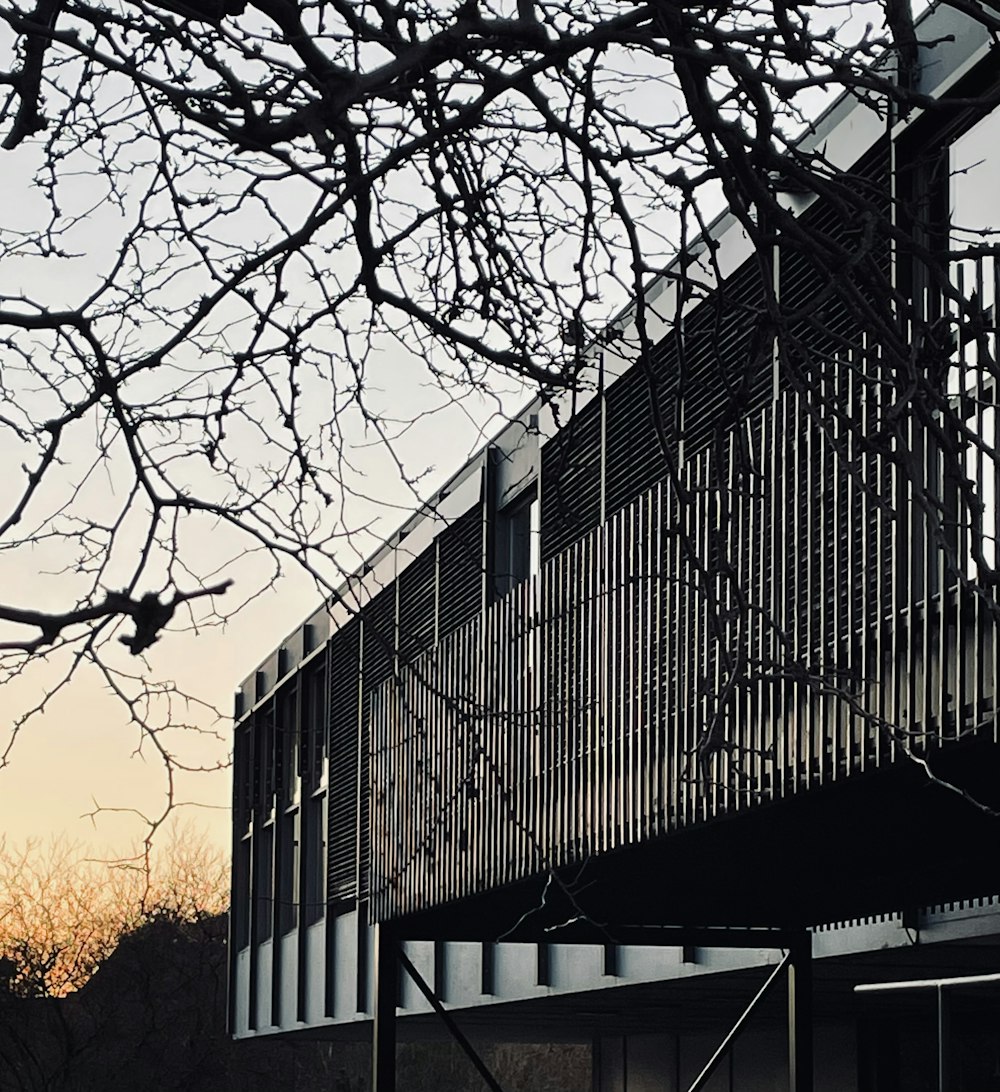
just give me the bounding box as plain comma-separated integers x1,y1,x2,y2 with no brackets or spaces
279,686,299,807
302,663,327,793
234,725,252,835
495,487,537,597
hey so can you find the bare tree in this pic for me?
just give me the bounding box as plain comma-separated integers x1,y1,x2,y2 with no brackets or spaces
2,0,1000,824
0,824,228,997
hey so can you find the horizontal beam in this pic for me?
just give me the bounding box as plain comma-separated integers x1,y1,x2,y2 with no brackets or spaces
399,922,803,949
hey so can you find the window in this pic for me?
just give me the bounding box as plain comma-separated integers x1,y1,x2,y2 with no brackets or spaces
300,660,327,927
302,792,327,926
951,109,1000,248
277,807,300,935
233,724,252,836
278,686,299,808
493,487,539,598
233,836,251,949
301,663,327,794
253,823,274,944
256,705,276,818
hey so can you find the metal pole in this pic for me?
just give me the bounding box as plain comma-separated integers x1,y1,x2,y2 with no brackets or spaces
372,925,397,1092
937,984,950,1092
686,953,791,1092
397,945,506,1092
788,933,813,1092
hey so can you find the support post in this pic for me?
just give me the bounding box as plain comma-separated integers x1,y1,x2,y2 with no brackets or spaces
372,925,398,1092
936,984,950,1092
787,932,813,1092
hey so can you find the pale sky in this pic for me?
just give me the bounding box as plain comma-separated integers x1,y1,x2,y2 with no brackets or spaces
0,0,753,866
0,107,528,864
0,379,508,861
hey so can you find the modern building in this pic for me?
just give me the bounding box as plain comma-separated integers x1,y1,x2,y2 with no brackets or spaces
229,7,1000,1089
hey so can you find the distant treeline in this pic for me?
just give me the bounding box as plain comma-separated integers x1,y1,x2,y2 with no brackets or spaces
0,913,589,1091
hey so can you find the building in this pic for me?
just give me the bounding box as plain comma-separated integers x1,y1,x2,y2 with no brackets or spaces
229,7,1000,1089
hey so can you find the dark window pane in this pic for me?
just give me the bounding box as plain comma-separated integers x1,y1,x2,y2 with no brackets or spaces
253,824,274,944
278,808,300,935
303,793,327,926
233,836,251,949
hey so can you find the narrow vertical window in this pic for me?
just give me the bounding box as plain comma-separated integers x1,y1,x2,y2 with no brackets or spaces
278,685,300,809
233,836,251,950
253,823,274,944
303,793,327,926
234,724,252,836
302,659,328,927
951,110,1000,247
493,486,538,599
278,807,300,935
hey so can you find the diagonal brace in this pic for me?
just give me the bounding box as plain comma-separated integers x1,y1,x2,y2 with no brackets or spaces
396,944,506,1092
686,951,792,1092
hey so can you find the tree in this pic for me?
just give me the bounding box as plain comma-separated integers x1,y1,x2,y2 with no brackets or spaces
0,824,227,997
1,0,999,814
0,830,590,1092
0,825,231,1091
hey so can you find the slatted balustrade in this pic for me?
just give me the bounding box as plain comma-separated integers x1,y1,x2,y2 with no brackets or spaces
369,258,1000,923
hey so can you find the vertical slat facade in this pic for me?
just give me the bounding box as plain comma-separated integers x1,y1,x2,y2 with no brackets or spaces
369,256,1000,922
328,615,361,904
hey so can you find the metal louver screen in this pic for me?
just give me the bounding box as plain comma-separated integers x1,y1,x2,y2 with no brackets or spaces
604,339,679,519
540,398,602,563
777,139,892,653
360,585,396,901
327,615,361,904
397,545,437,664
436,506,483,639
778,140,891,374
680,253,772,458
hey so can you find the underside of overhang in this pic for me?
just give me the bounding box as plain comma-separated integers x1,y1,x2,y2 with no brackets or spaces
387,741,1000,943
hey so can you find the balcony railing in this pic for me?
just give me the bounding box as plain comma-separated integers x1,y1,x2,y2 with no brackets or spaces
370,257,1000,923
